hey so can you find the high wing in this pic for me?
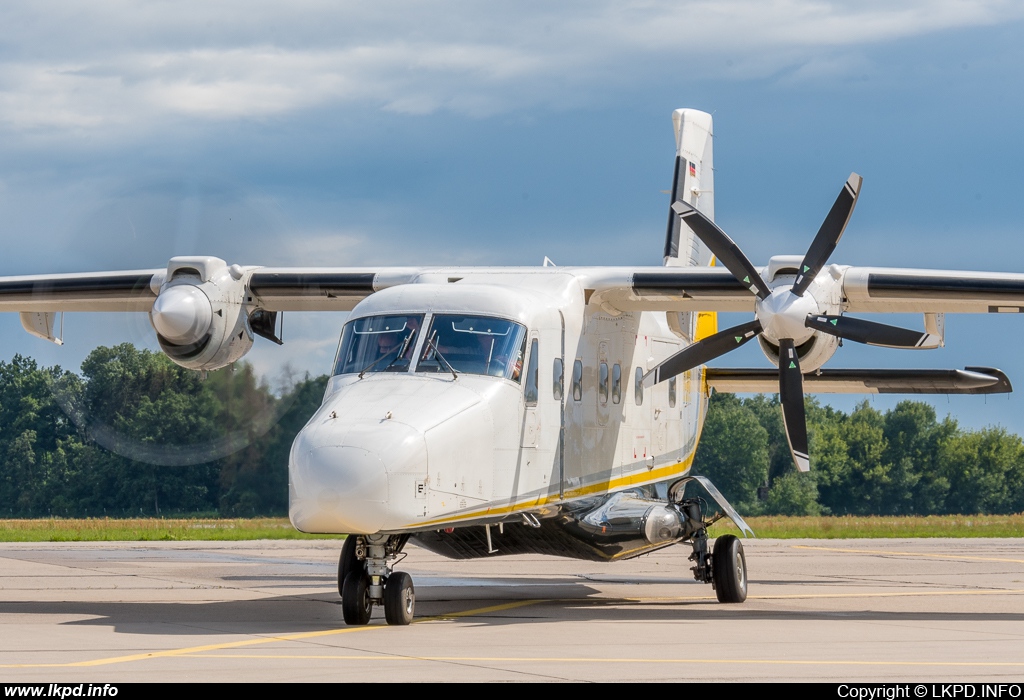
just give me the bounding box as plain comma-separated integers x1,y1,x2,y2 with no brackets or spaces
580,265,1024,316
4,263,1024,321
0,270,161,312
842,267,1024,313
0,267,408,314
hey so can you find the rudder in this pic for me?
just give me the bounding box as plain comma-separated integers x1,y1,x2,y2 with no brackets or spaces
664,109,715,268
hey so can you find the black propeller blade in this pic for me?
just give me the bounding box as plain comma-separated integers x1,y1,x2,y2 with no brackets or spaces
671,201,772,299
659,173,937,473
643,320,762,387
777,339,810,472
805,315,941,349
791,173,862,296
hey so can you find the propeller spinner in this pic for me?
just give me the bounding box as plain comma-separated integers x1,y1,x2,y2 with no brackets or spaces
648,174,938,472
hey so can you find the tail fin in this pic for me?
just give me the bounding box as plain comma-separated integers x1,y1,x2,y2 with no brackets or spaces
664,109,714,267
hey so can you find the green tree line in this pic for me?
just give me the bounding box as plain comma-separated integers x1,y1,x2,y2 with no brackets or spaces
0,344,327,518
693,393,1024,516
1,345,1022,518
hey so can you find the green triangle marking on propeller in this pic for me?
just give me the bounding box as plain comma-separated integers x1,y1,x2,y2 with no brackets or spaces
788,361,796,369
743,276,750,283
830,319,838,326
803,265,810,272
735,337,742,343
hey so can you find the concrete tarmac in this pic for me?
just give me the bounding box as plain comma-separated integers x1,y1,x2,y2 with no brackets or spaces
1,538,1023,682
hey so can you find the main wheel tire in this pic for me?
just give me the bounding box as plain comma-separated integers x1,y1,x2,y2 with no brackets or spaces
338,537,360,598
712,534,748,603
341,571,373,625
383,571,415,626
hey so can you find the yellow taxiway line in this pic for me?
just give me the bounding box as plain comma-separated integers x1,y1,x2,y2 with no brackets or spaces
0,599,544,669
4,552,1023,670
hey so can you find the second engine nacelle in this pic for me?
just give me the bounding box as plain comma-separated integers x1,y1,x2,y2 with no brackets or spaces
149,256,257,371
757,331,839,374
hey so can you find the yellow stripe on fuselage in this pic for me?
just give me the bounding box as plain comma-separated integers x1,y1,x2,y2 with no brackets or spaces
403,422,706,530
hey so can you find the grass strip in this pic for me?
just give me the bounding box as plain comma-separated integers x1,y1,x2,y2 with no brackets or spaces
0,514,1021,542
0,518,344,542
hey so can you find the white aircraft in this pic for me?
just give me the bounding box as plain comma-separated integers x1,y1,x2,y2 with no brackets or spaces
0,109,1019,626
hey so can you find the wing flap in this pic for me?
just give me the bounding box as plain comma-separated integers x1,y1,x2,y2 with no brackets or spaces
705,366,1011,394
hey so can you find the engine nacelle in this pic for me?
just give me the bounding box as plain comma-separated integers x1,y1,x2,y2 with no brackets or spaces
149,256,257,371
757,331,839,374
754,258,845,373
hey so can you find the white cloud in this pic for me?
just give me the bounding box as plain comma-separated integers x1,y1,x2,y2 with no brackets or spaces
0,1,1020,133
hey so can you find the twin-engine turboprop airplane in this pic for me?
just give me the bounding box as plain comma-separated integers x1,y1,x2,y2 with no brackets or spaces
1,108,1022,626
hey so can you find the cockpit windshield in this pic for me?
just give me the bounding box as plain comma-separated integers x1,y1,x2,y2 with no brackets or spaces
417,314,527,381
334,314,423,376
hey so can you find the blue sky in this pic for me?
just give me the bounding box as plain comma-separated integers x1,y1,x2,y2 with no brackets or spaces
2,1,1024,432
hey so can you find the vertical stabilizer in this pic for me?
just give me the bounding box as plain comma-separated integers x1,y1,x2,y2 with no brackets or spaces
664,109,714,268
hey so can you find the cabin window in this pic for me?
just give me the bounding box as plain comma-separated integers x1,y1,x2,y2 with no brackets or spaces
416,314,527,381
634,367,644,405
612,364,621,404
525,339,539,406
552,358,564,400
334,314,424,375
598,362,609,404
669,377,677,408
572,360,583,401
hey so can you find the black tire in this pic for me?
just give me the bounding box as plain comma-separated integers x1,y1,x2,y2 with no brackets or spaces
341,571,373,625
712,534,748,603
338,537,360,598
383,571,415,626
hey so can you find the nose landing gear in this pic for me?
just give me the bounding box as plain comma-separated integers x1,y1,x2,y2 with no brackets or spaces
339,534,415,626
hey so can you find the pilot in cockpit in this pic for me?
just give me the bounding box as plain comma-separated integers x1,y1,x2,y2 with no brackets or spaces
376,316,420,362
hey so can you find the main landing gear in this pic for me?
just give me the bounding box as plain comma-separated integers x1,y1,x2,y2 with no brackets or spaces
338,534,415,625
686,523,748,603
668,476,751,603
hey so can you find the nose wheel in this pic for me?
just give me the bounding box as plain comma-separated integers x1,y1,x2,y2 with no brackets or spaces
383,571,415,625
338,535,415,626
337,537,360,597
341,570,373,625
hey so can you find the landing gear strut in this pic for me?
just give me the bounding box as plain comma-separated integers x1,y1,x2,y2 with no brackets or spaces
338,534,415,626
687,525,748,603
670,476,752,604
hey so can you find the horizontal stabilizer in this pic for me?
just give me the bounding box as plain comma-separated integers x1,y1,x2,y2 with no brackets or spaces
705,367,1011,395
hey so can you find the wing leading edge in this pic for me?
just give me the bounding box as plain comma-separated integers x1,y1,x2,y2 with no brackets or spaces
5,265,1024,316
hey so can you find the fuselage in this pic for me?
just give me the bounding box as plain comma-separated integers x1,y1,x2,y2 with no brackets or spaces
288,269,709,538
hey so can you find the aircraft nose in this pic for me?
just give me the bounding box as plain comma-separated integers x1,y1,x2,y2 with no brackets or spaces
289,444,389,534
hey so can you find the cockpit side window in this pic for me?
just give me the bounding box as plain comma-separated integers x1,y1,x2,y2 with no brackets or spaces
334,314,424,376
524,338,539,405
416,314,528,381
